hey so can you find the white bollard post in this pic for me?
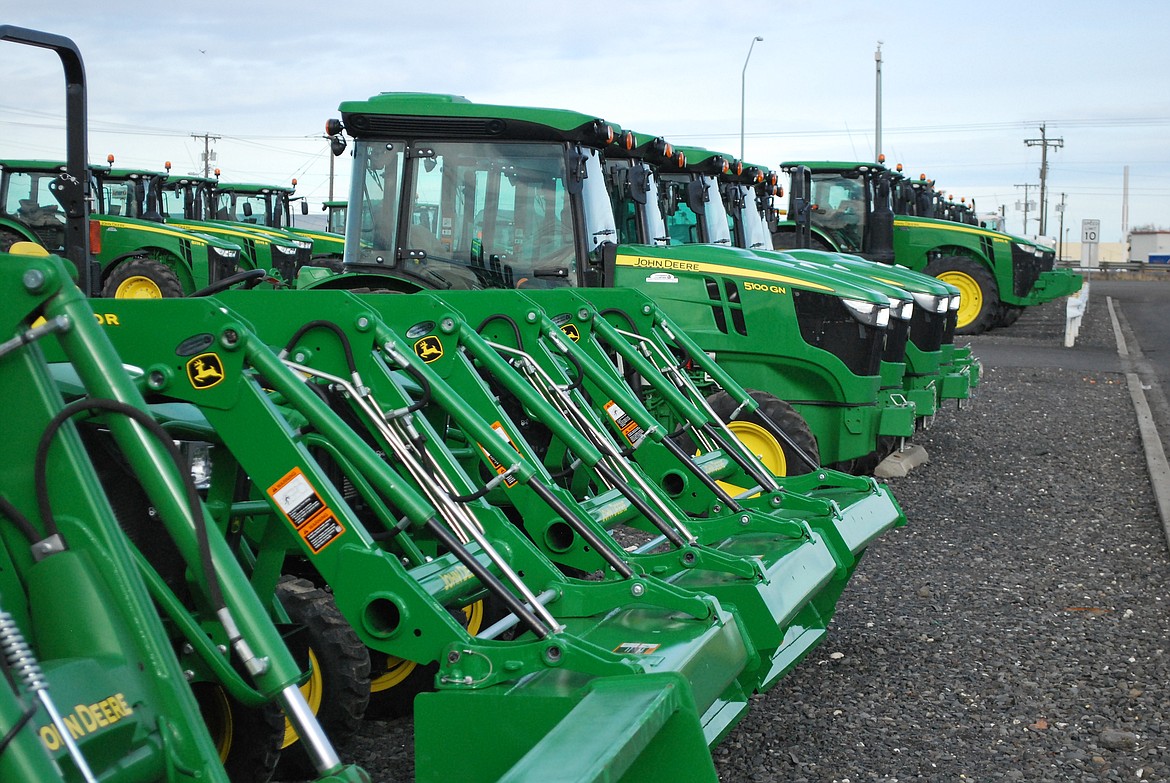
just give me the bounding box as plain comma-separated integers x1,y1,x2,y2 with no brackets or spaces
1064,281,1089,348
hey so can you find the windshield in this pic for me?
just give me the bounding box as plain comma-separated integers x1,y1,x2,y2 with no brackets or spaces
326,204,347,234
161,180,213,221
216,191,273,226
604,159,668,246
731,184,772,250
349,138,605,290
660,173,732,246
2,169,66,248
809,172,867,252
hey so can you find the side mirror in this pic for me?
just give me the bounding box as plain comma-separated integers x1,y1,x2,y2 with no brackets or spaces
300,200,309,215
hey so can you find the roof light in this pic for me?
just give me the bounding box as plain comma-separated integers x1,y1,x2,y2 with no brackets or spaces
107,153,115,164
324,118,344,136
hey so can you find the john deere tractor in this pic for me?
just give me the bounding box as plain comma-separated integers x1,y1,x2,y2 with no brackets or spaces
773,160,1082,334
307,93,908,471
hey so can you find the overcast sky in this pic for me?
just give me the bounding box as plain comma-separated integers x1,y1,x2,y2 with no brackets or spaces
2,1,1167,247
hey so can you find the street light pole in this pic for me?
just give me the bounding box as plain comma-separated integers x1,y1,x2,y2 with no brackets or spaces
740,35,763,161
874,42,883,161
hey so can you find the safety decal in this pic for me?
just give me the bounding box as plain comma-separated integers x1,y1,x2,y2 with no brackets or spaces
268,467,345,553
186,352,225,390
414,335,444,363
603,400,645,447
613,642,661,655
477,421,521,488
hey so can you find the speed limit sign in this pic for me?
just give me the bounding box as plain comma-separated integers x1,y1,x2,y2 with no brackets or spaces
1081,219,1100,244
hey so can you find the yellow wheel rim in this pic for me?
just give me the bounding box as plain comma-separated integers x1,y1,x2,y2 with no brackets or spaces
935,270,983,329
728,420,788,476
370,657,418,693
197,686,235,763
282,649,325,748
114,274,163,299
370,600,484,694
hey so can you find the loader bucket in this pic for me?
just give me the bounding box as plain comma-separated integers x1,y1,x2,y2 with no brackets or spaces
78,293,758,759
416,673,717,783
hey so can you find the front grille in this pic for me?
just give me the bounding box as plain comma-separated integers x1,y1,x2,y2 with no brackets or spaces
941,310,957,344
909,306,945,353
884,317,909,362
1010,242,1047,297
792,289,882,377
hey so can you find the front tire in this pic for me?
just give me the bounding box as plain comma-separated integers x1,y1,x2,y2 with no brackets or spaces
102,257,185,298
706,389,820,476
192,682,285,783
926,255,999,335
273,576,370,779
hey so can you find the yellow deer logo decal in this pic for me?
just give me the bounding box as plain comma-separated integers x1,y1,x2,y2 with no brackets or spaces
413,336,444,363
186,353,225,389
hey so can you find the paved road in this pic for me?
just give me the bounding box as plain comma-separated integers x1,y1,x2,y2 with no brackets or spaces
1092,280,1170,457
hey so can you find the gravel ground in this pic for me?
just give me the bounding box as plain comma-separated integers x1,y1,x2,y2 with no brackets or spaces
315,296,1170,782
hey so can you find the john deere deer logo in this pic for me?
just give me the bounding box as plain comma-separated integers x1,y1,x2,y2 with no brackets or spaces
560,323,581,342
186,353,225,389
413,336,444,363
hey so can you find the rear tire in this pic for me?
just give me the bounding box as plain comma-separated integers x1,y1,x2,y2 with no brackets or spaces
102,257,185,298
706,389,820,476
926,255,998,335
273,577,370,779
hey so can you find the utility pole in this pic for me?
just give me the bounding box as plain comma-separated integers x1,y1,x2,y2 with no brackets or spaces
192,132,220,178
1056,192,1067,261
1014,183,1037,235
1024,123,1063,236
874,42,883,162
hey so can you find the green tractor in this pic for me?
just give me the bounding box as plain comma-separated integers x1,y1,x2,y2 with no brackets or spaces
601,131,943,463
705,151,979,409
323,199,348,235
91,159,313,286
0,158,250,298
213,178,346,267
773,160,1082,334
0,25,370,782
309,92,910,472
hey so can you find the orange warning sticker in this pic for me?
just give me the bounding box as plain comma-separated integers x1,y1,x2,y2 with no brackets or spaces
603,400,645,447
477,421,521,488
613,642,661,655
267,467,345,553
